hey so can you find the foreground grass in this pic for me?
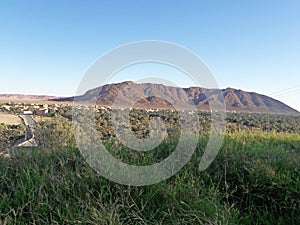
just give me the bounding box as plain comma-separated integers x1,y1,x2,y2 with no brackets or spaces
0,132,299,224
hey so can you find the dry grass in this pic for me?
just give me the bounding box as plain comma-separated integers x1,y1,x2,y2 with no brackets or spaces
34,116,54,122
0,113,22,125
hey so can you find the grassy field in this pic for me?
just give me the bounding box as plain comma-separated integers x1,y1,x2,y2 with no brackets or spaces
0,131,299,224
0,113,22,125
33,116,54,123
0,123,25,152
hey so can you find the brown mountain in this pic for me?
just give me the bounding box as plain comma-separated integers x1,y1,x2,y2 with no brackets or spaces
55,81,299,115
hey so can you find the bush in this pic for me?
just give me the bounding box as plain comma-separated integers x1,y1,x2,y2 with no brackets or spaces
34,116,76,151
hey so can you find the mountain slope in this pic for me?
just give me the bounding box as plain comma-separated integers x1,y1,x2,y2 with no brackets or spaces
56,81,299,115
0,94,58,102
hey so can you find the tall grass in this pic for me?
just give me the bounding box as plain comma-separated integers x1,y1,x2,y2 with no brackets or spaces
0,132,299,224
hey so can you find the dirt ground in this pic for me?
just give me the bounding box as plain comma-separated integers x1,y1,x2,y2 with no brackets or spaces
0,113,22,125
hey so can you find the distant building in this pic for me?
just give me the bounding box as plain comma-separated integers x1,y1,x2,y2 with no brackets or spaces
36,108,48,116
1,105,11,111
48,107,55,113
23,110,33,115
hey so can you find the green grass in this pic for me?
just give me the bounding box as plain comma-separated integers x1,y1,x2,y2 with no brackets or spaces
0,132,299,224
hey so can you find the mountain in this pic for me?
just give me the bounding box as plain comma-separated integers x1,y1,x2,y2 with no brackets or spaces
0,94,58,102
55,81,299,115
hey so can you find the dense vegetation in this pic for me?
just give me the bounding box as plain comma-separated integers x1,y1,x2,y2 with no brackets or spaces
0,110,299,224
226,112,300,133
91,109,300,139
0,124,25,151
1,132,299,224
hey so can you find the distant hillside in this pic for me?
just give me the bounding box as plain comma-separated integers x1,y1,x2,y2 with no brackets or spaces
0,94,58,102
55,81,299,115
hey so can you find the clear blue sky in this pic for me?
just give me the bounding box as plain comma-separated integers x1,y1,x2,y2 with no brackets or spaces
0,0,299,111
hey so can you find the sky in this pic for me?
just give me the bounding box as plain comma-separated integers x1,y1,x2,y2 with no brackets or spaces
0,0,299,111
